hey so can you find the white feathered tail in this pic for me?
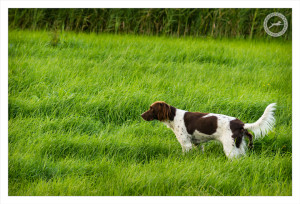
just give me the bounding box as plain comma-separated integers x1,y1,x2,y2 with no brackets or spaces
244,103,276,139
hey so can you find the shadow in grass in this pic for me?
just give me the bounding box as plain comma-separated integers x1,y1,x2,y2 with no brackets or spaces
38,138,177,164
9,153,116,183
193,136,291,158
10,138,177,183
40,135,290,162
251,136,292,156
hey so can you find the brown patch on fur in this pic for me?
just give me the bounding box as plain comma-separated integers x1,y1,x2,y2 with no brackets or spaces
141,101,176,121
184,112,217,135
230,119,245,148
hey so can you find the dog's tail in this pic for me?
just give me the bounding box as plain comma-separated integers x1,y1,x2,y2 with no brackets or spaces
244,103,276,139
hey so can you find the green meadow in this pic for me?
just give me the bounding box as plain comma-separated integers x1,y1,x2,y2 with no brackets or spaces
8,30,292,196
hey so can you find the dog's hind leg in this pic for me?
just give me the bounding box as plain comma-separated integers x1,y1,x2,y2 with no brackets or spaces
243,129,253,149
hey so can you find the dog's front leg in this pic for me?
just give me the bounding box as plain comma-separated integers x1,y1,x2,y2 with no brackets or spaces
175,134,193,153
200,144,205,153
182,143,193,153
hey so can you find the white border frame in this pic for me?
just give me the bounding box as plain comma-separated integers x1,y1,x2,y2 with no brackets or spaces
1,1,299,204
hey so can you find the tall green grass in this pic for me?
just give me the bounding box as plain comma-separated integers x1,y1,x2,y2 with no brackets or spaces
8,30,292,196
9,8,292,39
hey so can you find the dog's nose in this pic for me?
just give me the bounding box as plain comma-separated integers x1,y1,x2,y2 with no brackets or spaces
141,113,146,120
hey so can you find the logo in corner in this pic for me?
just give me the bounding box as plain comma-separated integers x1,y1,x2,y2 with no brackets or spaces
264,12,288,37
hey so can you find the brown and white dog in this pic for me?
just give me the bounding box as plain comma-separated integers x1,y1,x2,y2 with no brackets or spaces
141,101,276,158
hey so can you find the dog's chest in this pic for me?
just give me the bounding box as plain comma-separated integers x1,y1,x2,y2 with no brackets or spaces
172,109,188,134
163,109,188,137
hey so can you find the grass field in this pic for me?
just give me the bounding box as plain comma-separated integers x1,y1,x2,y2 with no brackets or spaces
8,30,292,196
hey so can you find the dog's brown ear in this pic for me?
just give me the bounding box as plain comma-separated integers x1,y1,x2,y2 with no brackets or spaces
157,102,171,121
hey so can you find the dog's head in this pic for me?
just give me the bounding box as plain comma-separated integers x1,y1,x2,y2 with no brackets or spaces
141,101,175,121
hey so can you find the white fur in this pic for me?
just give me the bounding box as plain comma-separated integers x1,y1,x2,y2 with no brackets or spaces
244,103,276,139
163,109,192,152
163,104,276,159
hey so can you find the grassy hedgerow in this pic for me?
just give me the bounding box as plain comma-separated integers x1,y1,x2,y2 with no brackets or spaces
8,8,292,40
8,30,292,196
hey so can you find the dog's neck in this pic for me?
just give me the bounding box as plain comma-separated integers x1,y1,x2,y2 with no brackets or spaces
161,106,177,129
162,108,185,130
162,120,175,129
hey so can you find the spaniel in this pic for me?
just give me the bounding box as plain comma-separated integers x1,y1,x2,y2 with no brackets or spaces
141,101,276,159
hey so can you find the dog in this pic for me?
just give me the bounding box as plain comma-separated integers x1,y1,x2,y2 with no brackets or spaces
141,101,276,159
